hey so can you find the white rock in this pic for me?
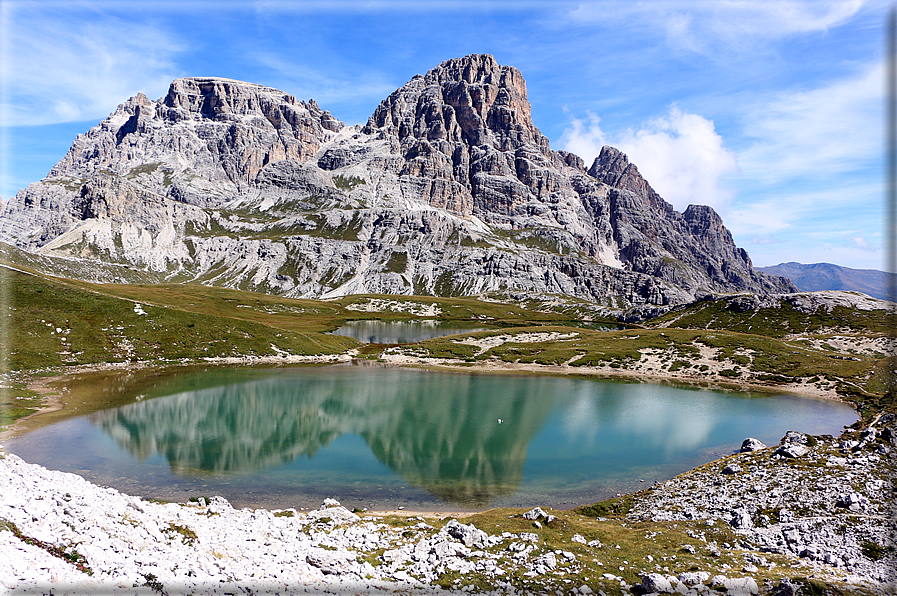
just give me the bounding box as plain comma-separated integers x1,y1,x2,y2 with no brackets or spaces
522,507,547,520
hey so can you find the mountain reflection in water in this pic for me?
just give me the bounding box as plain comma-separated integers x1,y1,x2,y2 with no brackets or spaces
53,366,856,509
90,368,554,507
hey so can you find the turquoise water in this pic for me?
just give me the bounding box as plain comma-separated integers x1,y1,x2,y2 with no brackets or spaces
330,320,492,343
6,365,857,511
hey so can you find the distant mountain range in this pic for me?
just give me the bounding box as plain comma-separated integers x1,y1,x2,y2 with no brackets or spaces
757,262,895,301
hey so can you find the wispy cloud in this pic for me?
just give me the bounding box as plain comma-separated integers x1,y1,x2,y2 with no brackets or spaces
735,61,882,185
559,107,739,211
252,0,557,12
727,179,885,269
0,5,185,126
749,235,782,245
727,179,883,235
569,0,871,54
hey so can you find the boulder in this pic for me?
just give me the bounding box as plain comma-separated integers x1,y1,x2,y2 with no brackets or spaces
305,549,357,575
782,431,809,444
769,578,802,596
522,507,547,520
722,463,742,474
307,504,360,525
729,509,754,529
441,519,488,548
740,438,767,452
722,577,760,594
531,552,557,574
640,572,674,593
836,492,868,512
774,444,809,458
678,571,710,586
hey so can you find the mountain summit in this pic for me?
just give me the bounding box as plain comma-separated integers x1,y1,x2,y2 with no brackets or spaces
0,54,794,305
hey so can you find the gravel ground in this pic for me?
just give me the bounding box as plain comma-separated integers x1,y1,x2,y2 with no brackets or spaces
0,415,894,595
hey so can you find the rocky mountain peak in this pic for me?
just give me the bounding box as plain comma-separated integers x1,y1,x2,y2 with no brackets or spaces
0,55,798,306
161,76,343,133
45,76,345,195
424,54,504,84
589,146,672,213
349,54,559,218
364,53,548,155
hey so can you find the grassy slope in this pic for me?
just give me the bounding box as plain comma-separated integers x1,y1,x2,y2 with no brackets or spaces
0,266,574,427
2,263,893,427
410,324,890,412
0,267,892,593
650,296,892,338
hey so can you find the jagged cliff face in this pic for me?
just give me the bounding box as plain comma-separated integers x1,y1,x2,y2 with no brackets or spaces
0,55,794,305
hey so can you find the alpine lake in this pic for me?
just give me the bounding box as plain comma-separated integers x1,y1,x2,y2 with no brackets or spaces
6,321,858,513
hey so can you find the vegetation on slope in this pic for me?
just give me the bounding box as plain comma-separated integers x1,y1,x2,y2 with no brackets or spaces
1,260,892,429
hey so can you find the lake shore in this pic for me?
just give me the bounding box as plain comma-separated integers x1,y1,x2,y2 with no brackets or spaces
2,345,853,442
0,351,891,594
1,414,892,595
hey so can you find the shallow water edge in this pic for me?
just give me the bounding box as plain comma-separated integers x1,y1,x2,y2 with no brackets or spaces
0,358,858,513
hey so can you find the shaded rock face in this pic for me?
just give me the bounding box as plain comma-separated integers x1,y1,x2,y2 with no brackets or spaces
0,55,795,305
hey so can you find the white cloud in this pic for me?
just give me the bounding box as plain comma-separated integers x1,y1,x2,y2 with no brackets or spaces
849,235,875,251
727,179,885,268
735,62,882,184
559,106,740,211
749,234,782,245
569,0,871,53
0,7,184,126
557,112,607,163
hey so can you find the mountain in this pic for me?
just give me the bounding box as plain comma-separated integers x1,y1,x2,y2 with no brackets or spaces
0,54,795,306
757,262,895,302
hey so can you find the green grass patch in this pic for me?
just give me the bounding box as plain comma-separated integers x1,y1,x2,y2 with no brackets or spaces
333,175,366,190
652,296,890,337
163,522,198,545
382,252,408,274
0,269,359,372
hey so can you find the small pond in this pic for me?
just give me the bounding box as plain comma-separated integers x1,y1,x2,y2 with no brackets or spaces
330,320,492,344
5,365,857,512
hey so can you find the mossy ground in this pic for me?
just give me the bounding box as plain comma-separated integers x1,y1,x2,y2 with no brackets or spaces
369,505,880,595
0,264,891,593
1,262,892,429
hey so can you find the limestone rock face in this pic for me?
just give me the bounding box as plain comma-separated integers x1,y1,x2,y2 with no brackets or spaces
0,55,796,305
589,145,670,214
50,77,343,200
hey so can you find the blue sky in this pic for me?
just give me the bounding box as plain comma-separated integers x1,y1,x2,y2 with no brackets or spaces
0,0,888,270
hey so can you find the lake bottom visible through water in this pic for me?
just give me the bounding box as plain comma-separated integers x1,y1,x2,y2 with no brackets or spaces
6,365,858,512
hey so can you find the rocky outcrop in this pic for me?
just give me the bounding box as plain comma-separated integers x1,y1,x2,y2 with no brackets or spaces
1,419,891,594
589,145,670,214
50,78,342,194
624,420,897,586
0,55,796,305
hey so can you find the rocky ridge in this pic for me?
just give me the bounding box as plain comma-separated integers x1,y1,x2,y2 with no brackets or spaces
1,418,893,595
0,55,794,306
625,420,897,589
